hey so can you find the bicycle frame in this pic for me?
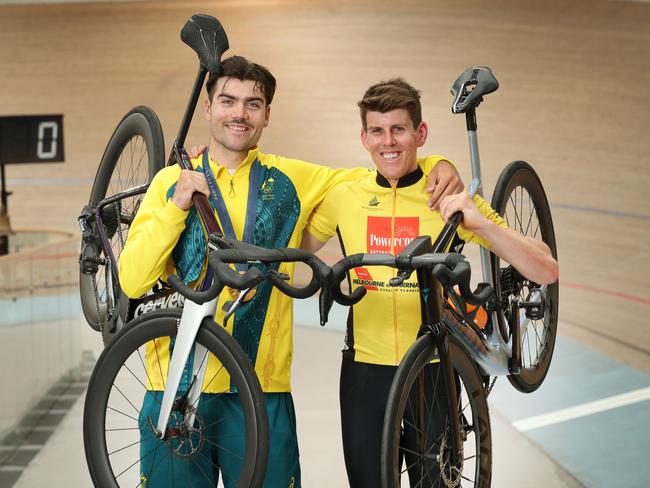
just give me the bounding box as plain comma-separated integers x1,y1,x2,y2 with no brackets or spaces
445,106,555,379
456,107,513,377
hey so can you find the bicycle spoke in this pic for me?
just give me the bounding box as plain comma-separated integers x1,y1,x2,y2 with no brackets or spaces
115,441,160,480
112,383,142,416
122,362,154,395
190,451,218,486
199,362,229,396
135,347,158,394
412,469,437,488
107,405,141,423
106,427,141,432
142,442,165,485
202,436,245,460
108,437,146,457
201,413,237,431
523,197,534,237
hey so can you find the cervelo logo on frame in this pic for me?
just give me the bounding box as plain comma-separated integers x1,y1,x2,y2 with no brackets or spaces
367,216,419,254
133,291,186,317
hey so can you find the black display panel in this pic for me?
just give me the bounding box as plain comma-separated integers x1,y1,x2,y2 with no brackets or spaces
0,115,64,164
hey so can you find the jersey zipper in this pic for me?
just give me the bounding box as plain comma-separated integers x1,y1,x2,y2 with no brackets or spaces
391,186,399,365
229,176,236,198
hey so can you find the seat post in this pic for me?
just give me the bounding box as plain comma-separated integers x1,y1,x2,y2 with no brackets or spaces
174,65,208,153
464,108,494,287
465,108,483,198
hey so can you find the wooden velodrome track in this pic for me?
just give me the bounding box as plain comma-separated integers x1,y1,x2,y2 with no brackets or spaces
1,0,649,486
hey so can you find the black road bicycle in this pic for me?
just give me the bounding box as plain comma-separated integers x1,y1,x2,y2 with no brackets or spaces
375,67,558,488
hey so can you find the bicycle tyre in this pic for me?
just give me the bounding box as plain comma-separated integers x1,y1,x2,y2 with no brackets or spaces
490,160,559,393
381,333,491,488
83,309,269,488
79,106,165,337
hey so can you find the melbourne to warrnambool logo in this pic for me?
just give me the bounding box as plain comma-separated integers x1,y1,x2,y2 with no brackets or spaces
366,216,419,254
363,195,381,209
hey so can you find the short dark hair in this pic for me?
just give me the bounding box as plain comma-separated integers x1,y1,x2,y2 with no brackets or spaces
358,78,422,131
206,55,277,106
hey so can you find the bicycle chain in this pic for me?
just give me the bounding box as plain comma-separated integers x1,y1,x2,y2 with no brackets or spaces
115,202,126,249
91,272,105,334
486,376,497,396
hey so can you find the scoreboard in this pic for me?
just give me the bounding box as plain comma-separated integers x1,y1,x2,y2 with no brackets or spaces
0,115,64,164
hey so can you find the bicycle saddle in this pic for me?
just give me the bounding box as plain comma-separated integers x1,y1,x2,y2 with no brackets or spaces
181,14,230,74
450,67,499,114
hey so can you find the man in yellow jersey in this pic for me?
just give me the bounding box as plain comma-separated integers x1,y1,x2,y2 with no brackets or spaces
119,57,463,487
302,78,559,488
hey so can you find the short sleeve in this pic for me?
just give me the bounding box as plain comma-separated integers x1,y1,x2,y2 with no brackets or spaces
305,182,347,242
458,195,508,248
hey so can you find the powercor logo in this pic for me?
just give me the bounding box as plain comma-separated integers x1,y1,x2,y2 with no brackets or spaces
368,196,380,207
367,216,419,254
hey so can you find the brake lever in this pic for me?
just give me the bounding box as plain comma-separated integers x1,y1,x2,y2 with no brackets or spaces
319,289,334,326
223,288,251,327
268,270,290,281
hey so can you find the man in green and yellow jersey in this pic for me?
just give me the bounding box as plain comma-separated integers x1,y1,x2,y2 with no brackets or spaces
119,57,463,487
302,78,559,488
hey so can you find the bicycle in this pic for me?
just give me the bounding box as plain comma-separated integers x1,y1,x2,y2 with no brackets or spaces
370,67,558,487
79,14,273,487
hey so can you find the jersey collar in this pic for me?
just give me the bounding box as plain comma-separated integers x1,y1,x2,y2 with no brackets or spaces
205,145,260,176
375,166,424,188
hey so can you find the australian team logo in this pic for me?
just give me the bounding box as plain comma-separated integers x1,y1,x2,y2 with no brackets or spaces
261,177,275,201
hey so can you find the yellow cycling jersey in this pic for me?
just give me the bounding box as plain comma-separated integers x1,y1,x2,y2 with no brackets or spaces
119,147,442,392
306,159,507,366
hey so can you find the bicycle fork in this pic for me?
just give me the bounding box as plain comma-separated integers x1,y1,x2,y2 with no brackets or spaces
417,268,463,469
428,323,463,469
154,298,217,439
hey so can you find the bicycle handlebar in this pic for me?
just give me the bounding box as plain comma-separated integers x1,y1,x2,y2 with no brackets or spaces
166,238,332,306
330,250,493,307
166,232,493,323
208,241,331,299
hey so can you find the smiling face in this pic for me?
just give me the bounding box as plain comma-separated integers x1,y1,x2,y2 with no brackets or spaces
361,108,428,185
204,76,270,167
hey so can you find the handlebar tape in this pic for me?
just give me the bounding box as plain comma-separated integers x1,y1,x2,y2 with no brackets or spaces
267,270,321,299
209,244,331,300
330,254,367,306
166,273,225,305
432,261,494,306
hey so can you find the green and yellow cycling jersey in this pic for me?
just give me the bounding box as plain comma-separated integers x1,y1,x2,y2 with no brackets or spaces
306,160,507,366
119,146,441,392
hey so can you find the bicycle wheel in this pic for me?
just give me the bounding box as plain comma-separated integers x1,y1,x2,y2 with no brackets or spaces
381,332,491,488
79,106,164,337
490,160,558,393
83,309,269,488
